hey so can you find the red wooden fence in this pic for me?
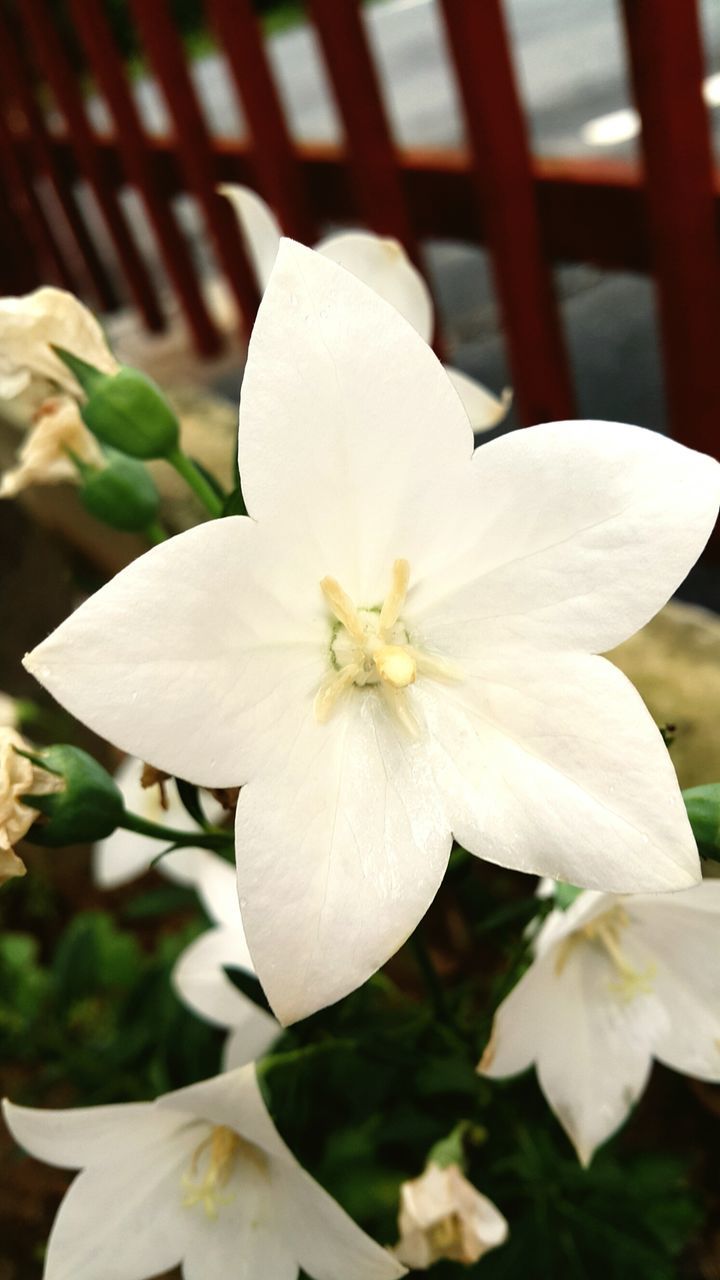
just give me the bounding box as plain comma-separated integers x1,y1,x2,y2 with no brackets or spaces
1,0,720,456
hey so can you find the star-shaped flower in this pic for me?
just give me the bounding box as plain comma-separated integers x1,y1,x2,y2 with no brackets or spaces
221,184,510,432
24,241,720,1023
3,1063,405,1280
479,879,720,1164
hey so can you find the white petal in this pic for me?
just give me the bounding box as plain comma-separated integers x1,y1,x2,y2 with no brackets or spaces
419,651,699,892
274,1163,406,1280
316,231,434,343
181,1159,297,1280
24,517,324,787
158,1064,290,1163
191,851,243,928
235,694,451,1024
219,184,282,292
443,366,512,432
172,924,279,1065
410,420,720,655
238,239,474,606
2,1098,184,1169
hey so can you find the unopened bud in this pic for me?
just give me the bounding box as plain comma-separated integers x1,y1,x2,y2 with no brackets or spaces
684,784,720,856
79,451,160,532
53,348,180,459
25,745,124,846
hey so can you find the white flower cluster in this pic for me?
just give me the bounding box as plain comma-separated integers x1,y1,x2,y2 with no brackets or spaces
2,232,720,1277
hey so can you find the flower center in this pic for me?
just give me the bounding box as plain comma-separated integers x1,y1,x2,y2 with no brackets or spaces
555,905,656,1002
181,1125,265,1219
315,559,460,733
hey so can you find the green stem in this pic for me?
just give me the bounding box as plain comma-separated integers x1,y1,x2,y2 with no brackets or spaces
145,520,168,544
410,931,451,1026
167,447,223,517
119,809,230,851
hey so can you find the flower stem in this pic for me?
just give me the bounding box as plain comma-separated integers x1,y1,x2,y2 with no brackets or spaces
167,447,223,517
119,809,230,851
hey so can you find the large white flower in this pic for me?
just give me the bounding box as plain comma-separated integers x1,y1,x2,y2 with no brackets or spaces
220,184,510,433
3,1063,405,1280
394,1162,508,1268
24,241,720,1024
0,286,118,403
479,879,720,1165
173,851,280,1068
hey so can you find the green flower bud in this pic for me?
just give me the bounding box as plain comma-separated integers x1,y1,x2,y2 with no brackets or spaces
53,348,180,459
79,451,160,532
25,745,124,846
683,784,720,856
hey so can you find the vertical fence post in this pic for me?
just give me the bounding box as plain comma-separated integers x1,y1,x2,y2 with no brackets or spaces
0,105,77,291
72,0,222,356
620,0,720,454
16,0,165,329
204,0,317,245
129,0,260,337
440,0,576,425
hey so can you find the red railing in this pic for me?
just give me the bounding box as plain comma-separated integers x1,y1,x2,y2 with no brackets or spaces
1,0,720,456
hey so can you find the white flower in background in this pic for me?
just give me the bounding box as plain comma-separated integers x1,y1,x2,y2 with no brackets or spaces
0,396,104,498
0,726,63,886
394,1162,508,1269
0,286,118,403
221,184,510,433
479,879,720,1165
24,242,720,1024
3,1063,406,1280
173,851,280,1068
0,694,17,728
93,755,224,890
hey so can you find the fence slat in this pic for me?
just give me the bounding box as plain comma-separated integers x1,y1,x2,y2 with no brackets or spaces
0,102,76,291
16,0,165,330
129,0,259,334
620,0,720,455
307,0,419,255
0,4,118,311
72,0,222,356
205,0,316,245
440,0,575,425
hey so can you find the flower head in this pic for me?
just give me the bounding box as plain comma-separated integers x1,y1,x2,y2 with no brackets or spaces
220,184,510,431
24,242,720,1023
0,726,63,885
479,879,720,1164
0,396,103,498
394,1162,507,1269
0,286,118,404
3,1063,405,1280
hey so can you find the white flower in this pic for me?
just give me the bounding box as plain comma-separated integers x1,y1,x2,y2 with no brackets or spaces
0,396,104,498
220,184,510,432
0,726,63,885
479,879,720,1165
3,1062,405,1280
173,850,280,1068
93,755,224,889
23,241,720,1024
394,1162,508,1269
0,286,118,403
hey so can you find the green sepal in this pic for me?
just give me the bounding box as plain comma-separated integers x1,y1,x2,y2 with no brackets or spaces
52,346,107,397
683,783,720,857
427,1119,487,1171
222,485,248,517
54,346,180,459
24,745,124,846
79,450,160,531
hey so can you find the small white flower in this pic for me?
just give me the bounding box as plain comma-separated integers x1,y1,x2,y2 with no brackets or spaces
0,726,63,885
3,1063,406,1280
24,242,720,1024
220,184,511,432
0,286,118,403
172,851,280,1068
93,755,224,890
394,1162,508,1269
479,879,720,1165
0,396,104,498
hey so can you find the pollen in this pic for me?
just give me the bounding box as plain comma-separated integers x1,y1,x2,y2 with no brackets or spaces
182,1125,247,1219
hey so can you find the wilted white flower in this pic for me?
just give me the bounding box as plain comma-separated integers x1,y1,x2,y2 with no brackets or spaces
479,880,720,1165
0,694,17,728
394,1162,508,1268
0,396,103,498
3,1063,405,1280
173,850,279,1067
24,242,720,1024
221,184,510,432
0,286,118,403
93,754,224,889
0,726,63,885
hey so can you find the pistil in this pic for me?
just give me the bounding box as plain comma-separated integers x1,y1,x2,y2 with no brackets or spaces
182,1125,245,1219
556,906,655,1002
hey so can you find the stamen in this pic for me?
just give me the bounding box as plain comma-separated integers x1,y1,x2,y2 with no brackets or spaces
555,906,655,1002
320,576,365,644
182,1125,242,1219
379,558,410,632
314,662,362,723
412,649,464,683
374,644,416,688
380,684,421,737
